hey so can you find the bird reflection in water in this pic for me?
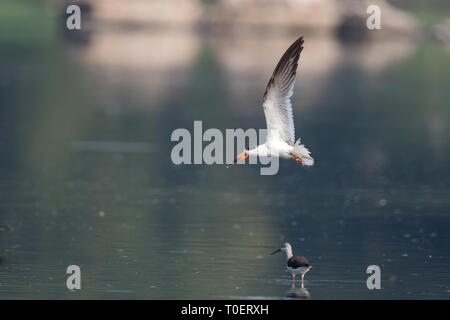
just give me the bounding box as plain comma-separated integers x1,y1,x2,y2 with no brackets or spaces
285,282,310,299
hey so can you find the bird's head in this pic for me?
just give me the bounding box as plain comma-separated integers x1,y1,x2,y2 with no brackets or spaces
271,242,292,255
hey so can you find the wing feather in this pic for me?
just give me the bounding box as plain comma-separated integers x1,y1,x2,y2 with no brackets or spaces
262,36,304,145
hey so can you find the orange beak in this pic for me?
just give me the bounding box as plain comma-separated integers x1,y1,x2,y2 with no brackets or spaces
226,151,248,168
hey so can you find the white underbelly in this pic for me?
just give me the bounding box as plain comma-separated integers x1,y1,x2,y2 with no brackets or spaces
287,266,311,275
267,140,294,158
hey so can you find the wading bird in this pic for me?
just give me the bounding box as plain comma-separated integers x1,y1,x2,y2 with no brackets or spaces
226,36,314,168
272,242,311,288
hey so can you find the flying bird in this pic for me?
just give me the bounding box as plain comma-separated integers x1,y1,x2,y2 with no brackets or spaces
272,242,311,287
227,36,314,168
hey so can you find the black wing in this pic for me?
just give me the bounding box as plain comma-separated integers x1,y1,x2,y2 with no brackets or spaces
287,256,310,269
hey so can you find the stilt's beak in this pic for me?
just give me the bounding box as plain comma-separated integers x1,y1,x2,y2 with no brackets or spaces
226,151,248,168
271,249,281,255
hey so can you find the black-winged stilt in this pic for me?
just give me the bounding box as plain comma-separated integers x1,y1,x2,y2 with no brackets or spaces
272,242,311,287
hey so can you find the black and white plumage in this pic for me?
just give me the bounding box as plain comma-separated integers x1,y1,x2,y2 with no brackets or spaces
272,242,311,287
287,255,311,269
227,36,314,167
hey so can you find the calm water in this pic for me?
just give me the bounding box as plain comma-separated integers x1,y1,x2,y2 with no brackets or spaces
1,5,450,299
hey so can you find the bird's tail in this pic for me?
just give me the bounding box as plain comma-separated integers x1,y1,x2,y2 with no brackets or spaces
294,138,314,166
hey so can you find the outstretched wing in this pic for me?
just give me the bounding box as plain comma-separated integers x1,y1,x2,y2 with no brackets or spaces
262,36,304,145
